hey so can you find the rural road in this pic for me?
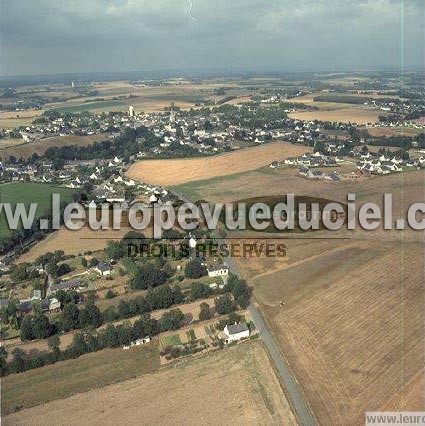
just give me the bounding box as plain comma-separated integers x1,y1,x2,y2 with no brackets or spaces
217,236,315,426
172,191,315,426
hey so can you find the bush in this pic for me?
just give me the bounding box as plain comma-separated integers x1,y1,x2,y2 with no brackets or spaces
105,289,116,299
170,346,182,358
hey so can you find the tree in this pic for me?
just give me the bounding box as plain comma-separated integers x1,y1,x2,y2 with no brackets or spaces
10,348,26,373
190,282,212,300
68,333,87,358
81,257,88,268
0,346,8,376
57,263,71,277
48,334,61,358
105,324,119,348
215,294,235,315
132,314,158,339
172,286,185,305
199,302,211,321
46,259,59,277
154,285,174,309
105,241,126,261
102,306,119,323
20,315,34,341
89,257,98,268
32,313,52,339
105,289,116,299
59,303,80,331
184,258,207,279
79,300,102,328
11,264,28,282
159,309,184,332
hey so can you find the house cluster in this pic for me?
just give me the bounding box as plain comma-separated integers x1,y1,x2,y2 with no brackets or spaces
4,111,135,143
276,151,343,169
297,167,341,182
356,152,423,175
0,289,61,317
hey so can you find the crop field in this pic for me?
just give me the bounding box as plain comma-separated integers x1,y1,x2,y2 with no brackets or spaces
127,142,311,186
250,241,424,424
3,342,296,426
288,107,384,125
18,226,132,262
172,165,425,240
287,93,387,124
172,158,424,424
1,343,159,416
45,82,247,114
0,117,36,129
0,183,75,238
365,126,424,137
0,134,106,160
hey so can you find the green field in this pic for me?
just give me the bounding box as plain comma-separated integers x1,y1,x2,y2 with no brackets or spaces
1,343,159,415
0,182,75,238
161,334,182,347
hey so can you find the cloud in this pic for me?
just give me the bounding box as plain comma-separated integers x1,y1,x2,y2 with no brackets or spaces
0,0,423,75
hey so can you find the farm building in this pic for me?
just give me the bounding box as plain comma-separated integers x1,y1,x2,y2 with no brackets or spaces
206,263,229,278
223,323,250,343
95,261,111,277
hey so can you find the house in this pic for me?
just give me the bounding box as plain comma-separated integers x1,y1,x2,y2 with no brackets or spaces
298,167,310,177
31,290,42,300
49,298,61,313
206,263,229,278
95,261,111,277
269,161,280,169
223,323,250,343
48,278,84,296
326,172,340,182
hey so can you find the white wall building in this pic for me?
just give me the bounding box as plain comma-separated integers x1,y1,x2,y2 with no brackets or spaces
223,323,250,343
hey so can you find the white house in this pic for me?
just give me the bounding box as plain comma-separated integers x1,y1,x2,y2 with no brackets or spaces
223,323,250,343
94,262,111,277
206,264,229,278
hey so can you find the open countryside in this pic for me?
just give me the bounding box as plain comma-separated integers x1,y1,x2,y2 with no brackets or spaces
1,2,424,422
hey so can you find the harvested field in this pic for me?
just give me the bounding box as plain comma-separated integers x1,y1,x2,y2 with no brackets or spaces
18,226,130,262
127,142,311,186
172,165,425,240
365,126,424,137
1,343,159,416
251,241,424,425
287,92,386,124
3,342,296,426
0,134,106,160
288,108,383,124
172,159,424,424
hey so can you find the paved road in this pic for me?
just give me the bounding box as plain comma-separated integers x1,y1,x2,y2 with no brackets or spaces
172,191,315,425
216,233,315,426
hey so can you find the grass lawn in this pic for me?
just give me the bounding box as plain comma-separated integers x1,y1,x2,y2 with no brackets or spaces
1,342,159,415
161,334,182,347
0,182,75,238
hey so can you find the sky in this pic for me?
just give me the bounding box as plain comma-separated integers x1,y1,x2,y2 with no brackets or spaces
1,0,424,76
